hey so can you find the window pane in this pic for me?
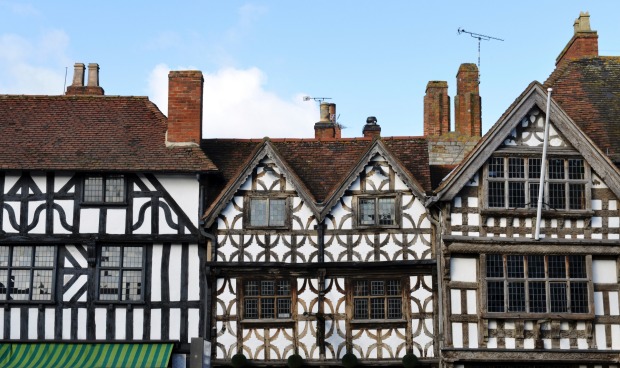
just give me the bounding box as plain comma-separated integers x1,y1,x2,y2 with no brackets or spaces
261,298,275,318
488,182,505,208
11,269,31,300
548,159,565,180
370,298,385,319
508,158,524,178
377,198,395,225
508,282,526,312
550,282,568,312
359,198,375,225
488,157,504,178
529,158,542,179
99,269,120,300
101,246,121,267
508,182,525,208
370,281,384,296
245,281,259,296
528,255,545,278
548,256,566,278
354,299,368,319
568,159,585,180
84,176,103,202
123,247,142,267
245,299,258,319
529,281,547,313
568,255,587,278
250,199,268,227
12,246,32,267
487,255,504,278
31,270,52,301
277,298,291,318
570,282,588,313
105,175,125,203
354,281,368,296
269,199,286,226
387,298,402,319
121,270,142,301
548,183,566,210
507,255,524,278
569,184,585,210
34,246,54,267
487,281,505,312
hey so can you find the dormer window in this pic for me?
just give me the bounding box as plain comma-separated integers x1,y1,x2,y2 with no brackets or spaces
246,196,289,229
486,156,588,211
83,174,126,204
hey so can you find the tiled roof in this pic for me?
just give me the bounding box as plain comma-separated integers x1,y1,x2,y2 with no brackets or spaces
201,136,431,211
544,57,620,164
0,95,216,172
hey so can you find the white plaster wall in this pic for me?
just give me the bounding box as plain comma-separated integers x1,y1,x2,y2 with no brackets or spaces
450,258,477,282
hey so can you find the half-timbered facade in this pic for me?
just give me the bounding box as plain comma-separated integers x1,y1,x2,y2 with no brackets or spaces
431,13,620,368
201,109,440,366
0,64,215,367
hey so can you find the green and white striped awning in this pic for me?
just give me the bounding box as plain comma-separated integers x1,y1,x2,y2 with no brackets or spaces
0,342,174,368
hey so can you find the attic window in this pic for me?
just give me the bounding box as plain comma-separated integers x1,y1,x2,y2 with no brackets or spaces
83,174,126,204
486,157,588,211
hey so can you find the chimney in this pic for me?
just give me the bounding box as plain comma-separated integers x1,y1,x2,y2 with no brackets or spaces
167,70,203,147
423,81,450,136
454,63,481,137
66,62,104,96
362,116,381,138
556,11,598,67
314,102,341,140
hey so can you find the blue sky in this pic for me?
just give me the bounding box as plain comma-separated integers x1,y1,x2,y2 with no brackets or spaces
1,1,619,138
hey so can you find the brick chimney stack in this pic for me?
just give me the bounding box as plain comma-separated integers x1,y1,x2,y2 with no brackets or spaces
66,62,105,96
314,102,341,140
423,81,450,136
556,11,598,67
167,71,204,147
454,63,481,137
362,116,381,138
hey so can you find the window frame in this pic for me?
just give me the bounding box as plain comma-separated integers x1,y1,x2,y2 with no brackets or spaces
96,244,145,303
349,277,407,324
353,194,402,229
239,278,295,323
82,174,127,206
483,155,590,213
244,195,291,230
481,253,594,318
0,245,56,303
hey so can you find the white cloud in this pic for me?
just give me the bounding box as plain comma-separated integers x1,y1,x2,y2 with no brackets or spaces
0,30,70,94
148,64,319,138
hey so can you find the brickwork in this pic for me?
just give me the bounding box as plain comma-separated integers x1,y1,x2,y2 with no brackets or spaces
167,70,203,145
424,81,450,136
454,63,481,137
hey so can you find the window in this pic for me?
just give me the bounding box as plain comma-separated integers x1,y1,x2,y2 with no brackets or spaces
83,174,126,204
247,197,288,228
486,254,589,314
486,157,587,210
357,196,399,227
0,245,55,301
243,280,292,319
98,245,143,301
353,279,403,320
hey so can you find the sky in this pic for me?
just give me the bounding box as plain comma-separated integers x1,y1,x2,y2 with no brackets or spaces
1,1,619,139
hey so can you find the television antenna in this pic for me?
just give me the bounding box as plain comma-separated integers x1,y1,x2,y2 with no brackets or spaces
457,28,504,83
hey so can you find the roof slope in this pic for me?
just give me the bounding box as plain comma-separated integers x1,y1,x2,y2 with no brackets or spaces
0,95,216,172
545,57,620,164
201,137,431,217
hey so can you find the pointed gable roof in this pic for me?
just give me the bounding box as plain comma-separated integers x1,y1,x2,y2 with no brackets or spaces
432,82,620,202
201,136,431,225
0,95,216,172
